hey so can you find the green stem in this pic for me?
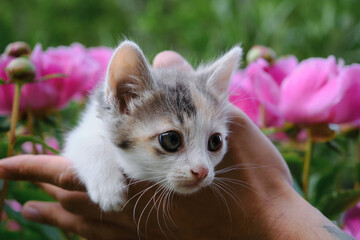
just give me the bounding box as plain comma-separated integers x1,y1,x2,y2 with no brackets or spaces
302,129,314,200
0,83,22,218
36,73,67,82
26,108,38,154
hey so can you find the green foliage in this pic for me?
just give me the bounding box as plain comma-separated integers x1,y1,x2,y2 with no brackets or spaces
1,0,360,64
281,130,360,221
1,204,65,240
318,189,360,220
7,181,54,205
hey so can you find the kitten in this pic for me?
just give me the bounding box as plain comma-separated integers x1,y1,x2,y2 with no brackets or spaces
63,41,242,212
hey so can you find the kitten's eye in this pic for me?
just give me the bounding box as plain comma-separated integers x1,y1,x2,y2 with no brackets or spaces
208,133,222,152
159,131,182,152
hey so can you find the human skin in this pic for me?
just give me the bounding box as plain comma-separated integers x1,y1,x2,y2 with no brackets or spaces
0,51,353,240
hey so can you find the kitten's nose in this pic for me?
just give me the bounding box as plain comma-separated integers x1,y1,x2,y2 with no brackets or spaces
191,167,209,181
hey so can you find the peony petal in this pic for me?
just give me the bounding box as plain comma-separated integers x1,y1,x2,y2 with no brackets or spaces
266,56,298,85
245,61,283,125
229,72,261,125
344,203,360,239
330,64,360,123
279,56,341,123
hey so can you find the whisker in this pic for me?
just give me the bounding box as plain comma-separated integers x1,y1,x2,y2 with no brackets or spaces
215,163,271,175
213,180,241,207
121,178,167,210
162,183,176,234
155,186,170,239
215,177,263,199
142,186,165,239
209,184,233,231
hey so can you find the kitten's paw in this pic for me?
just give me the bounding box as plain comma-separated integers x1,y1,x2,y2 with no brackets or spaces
88,181,127,212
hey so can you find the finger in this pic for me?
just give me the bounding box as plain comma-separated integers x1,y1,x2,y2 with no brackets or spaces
0,154,85,191
153,50,194,72
22,201,137,240
36,182,132,223
36,182,102,217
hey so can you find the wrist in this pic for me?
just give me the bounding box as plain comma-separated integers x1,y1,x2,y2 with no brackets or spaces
249,185,343,240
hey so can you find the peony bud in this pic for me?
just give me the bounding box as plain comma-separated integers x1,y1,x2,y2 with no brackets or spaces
4,42,32,57
246,45,276,64
5,57,36,83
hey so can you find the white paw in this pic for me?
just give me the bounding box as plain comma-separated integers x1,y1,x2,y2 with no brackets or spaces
87,178,127,212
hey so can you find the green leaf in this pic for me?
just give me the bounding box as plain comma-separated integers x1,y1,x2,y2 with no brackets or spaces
14,135,59,154
0,116,10,133
0,230,22,240
0,79,5,85
283,152,303,189
261,127,280,136
318,189,360,219
0,141,8,159
325,141,345,155
355,162,360,184
8,186,54,205
313,163,344,205
4,204,65,240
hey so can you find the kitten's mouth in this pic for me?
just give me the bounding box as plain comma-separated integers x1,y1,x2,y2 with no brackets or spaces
177,180,210,194
182,182,201,189
174,176,213,194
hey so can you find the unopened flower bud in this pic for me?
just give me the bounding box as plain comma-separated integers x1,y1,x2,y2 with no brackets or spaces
246,45,276,64
4,41,31,57
5,58,36,83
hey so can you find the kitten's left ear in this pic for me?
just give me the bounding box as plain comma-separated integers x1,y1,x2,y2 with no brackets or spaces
198,46,242,94
105,41,152,113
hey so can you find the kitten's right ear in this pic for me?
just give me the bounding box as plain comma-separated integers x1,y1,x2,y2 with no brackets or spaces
105,41,152,113
197,46,242,95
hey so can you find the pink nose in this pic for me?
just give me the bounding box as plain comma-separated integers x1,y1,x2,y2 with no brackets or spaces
191,167,209,181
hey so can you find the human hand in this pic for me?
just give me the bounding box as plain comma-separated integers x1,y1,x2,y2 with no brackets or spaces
0,51,345,240
0,107,293,240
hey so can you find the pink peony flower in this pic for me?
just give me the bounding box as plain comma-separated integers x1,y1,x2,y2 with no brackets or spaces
279,56,360,124
229,56,298,127
344,202,360,239
1,200,22,232
6,220,21,231
86,46,113,92
6,200,22,212
0,54,15,114
0,43,113,116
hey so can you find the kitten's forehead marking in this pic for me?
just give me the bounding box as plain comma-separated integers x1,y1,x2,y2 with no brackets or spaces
163,82,196,124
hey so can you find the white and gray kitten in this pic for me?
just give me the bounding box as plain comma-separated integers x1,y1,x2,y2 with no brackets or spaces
63,41,241,212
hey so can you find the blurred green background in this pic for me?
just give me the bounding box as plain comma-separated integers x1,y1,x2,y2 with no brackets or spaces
1,0,360,64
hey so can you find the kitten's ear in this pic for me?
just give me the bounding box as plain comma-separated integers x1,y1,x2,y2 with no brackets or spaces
198,46,242,94
105,41,152,113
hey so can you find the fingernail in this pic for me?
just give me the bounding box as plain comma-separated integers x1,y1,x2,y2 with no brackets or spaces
22,206,41,221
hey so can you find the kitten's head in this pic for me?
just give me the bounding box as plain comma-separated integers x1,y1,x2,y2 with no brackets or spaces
99,41,241,194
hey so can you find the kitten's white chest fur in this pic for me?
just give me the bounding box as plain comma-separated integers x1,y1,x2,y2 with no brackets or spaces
63,41,241,211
